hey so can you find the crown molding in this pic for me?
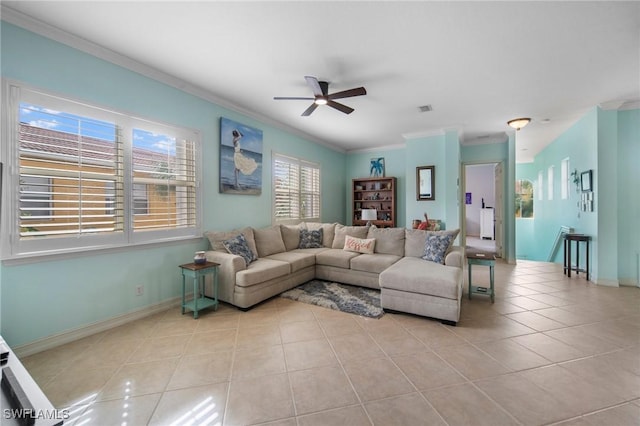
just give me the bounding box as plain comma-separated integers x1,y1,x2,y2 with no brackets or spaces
347,143,405,154
0,5,345,154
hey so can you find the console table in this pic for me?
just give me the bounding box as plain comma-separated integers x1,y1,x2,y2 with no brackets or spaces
563,234,591,281
467,251,496,302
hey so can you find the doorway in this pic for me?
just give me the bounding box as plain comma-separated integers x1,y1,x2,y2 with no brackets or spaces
462,162,503,257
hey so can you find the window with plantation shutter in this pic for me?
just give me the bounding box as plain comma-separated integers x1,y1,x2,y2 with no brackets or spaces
1,83,202,259
18,105,124,239
131,129,197,233
273,154,320,223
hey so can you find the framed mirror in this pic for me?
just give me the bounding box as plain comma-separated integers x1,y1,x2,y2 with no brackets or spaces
416,165,435,201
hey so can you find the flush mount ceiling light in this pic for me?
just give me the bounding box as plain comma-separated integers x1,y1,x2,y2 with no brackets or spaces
507,117,531,130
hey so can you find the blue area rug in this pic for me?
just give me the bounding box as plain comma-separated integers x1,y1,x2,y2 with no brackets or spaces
281,280,384,318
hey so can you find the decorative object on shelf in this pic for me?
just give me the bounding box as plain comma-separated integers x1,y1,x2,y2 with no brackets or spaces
194,251,207,264
416,165,435,200
219,117,263,195
370,157,385,177
507,117,531,130
361,209,377,226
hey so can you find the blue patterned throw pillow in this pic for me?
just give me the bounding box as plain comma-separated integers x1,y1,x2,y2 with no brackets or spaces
422,234,454,264
298,228,323,249
223,233,257,266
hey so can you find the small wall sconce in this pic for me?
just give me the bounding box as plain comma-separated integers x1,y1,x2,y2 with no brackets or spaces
507,117,531,130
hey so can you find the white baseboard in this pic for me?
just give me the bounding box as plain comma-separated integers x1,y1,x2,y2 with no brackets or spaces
619,278,640,287
595,278,619,287
13,297,181,357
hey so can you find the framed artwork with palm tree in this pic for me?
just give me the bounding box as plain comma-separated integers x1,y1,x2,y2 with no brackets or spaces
370,157,385,177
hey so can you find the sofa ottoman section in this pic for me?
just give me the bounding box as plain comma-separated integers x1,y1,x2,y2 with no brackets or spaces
379,257,463,325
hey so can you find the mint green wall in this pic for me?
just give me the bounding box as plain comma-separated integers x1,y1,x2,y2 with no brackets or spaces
405,135,447,227
596,109,618,285
1,22,345,347
345,148,406,227
515,106,640,286
523,109,598,272
345,132,462,234
617,109,640,285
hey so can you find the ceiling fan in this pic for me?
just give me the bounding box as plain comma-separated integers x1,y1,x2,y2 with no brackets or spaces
274,76,367,116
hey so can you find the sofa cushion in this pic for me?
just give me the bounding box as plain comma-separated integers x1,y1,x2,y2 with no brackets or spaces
281,224,302,251
350,253,402,274
266,251,316,273
235,258,290,287
380,257,461,300
332,224,369,249
205,227,258,258
343,235,376,254
303,222,337,248
254,226,286,257
405,228,460,258
299,228,323,249
422,234,455,264
316,248,361,269
222,233,257,267
367,226,405,256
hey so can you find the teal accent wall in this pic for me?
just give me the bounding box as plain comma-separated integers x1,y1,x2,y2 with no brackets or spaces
617,109,640,285
0,22,345,347
345,131,461,236
405,135,447,227
345,148,406,227
515,106,639,286
596,109,618,285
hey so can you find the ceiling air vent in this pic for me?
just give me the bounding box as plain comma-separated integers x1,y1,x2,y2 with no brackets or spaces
418,105,433,113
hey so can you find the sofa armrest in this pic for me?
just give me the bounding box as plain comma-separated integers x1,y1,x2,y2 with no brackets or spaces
445,246,465,269
205,250,246,304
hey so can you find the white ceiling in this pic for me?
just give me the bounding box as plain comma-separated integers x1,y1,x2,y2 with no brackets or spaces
3,1,639,163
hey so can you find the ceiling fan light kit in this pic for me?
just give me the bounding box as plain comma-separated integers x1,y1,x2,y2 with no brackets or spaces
507,117,531,130
274,76,367,116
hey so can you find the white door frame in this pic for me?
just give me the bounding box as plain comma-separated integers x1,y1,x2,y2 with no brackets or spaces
461,160,504,257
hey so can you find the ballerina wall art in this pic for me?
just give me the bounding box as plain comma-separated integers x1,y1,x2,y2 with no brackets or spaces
219,117,263,195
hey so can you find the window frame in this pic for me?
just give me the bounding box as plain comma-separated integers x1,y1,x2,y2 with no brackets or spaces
515,178,534,218
272,152,321,225
1,81,202,261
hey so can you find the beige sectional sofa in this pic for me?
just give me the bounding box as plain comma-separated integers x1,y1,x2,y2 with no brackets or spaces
203,222,464,324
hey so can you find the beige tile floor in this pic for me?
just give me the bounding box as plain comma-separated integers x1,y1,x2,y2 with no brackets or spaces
21,259,640,425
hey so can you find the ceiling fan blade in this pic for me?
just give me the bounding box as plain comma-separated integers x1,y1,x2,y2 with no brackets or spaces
327,100,354,114
273,97,314,100
301,103,318,116
304,76,323,97
328,87,367,100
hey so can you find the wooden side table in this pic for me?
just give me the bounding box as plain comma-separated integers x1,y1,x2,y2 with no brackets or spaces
179,261,220,319
467,251,496,303
564,234,591,281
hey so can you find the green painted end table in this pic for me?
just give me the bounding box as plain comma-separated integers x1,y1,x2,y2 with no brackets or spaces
179,261,220,319
467,251,496,303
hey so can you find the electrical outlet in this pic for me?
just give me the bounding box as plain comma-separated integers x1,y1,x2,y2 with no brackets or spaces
135,285,144,296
